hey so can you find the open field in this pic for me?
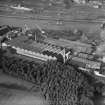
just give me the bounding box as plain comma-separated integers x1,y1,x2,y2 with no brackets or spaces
0,72,48,105
0,15,102,34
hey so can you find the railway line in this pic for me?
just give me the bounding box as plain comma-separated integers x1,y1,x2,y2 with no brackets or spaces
0,14,104,24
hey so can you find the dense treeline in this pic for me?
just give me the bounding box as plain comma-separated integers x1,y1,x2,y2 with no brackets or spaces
0,49,4,69
2,55,96,105
40,61,94,105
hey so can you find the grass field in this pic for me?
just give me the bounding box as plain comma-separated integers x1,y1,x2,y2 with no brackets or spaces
0,15,102,34
0,72,48,105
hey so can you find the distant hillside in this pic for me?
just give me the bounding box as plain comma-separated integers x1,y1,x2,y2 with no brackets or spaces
0,0,74,9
